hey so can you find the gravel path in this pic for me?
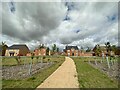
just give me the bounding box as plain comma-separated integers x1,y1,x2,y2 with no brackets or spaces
37,57,79,88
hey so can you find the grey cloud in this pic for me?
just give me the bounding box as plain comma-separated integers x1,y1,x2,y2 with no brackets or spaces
2,2,67,41
1,2,118,50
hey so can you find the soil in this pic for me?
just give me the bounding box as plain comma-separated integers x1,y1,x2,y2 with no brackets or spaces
87,60,120,81
2,61,54,80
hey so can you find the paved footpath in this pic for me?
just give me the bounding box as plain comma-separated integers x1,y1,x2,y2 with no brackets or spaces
37,57,79,88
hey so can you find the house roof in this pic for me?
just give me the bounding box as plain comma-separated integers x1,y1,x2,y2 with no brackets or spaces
7,44,29,50
93,45,106,51
65,46,79,50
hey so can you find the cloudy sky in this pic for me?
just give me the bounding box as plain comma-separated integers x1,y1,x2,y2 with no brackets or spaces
1,1,119,51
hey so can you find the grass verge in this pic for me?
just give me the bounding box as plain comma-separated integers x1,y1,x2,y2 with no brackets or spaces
72,57,118,88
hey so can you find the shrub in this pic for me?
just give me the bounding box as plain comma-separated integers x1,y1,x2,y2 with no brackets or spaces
43,56,46,59
36,56,39,59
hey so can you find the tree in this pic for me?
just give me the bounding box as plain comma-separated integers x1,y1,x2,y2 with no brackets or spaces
105,42,111,52
52,44,57,52
39,44,45,49
94,44,101,56
81,46,84,53
105,42,112,55
46,47,50,55
1,42,8,56
31,53,34,60
57,48,59,52
86,47,91,52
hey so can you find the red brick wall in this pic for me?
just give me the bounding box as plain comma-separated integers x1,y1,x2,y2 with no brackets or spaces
34,48,46,56
40,48,46,56
66,50,92,56
66,50,79,56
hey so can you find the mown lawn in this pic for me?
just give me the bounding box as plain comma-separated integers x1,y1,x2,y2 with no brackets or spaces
2,56,65,89
72,57,118,88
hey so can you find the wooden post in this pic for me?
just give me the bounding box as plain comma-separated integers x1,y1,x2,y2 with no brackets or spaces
24,57,25,66
41,56,43,63
106,56,110,69
29,59,32,76
89,59,90,64
95,59,97,65
29,53,34,76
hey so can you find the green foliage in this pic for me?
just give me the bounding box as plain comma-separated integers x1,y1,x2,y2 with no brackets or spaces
43,56,46,59
105,42,111,52
1,41,8,56
31,53,34,59
94,44,101,56
57,48,59,52
36,56,39,59
46,47,50,55
86,47,91,52
81,46,84,52
39,44,45,49
52,44,57,52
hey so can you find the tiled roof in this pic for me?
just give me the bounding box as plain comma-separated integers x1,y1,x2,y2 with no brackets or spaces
65,46,79,50
7,44,29,50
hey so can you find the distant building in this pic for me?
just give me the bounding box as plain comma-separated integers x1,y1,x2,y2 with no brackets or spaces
64,46,79,56
34,44,46,56
64,45,93,56
5,44,30,56
92,45,116,56
93,46,107,56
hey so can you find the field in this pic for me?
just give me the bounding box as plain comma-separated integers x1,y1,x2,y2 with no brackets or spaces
2,56,65,89
2,56,119,89
72,56,119,88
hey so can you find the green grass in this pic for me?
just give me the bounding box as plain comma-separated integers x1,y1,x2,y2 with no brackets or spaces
2,56,65,89
72,57,118,88
2,56,64,66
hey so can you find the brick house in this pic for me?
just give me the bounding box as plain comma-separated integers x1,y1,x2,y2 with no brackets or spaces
92,45,116,56
34,44,46,56
64,46,79,56
64,45,93,56
5,44,30,56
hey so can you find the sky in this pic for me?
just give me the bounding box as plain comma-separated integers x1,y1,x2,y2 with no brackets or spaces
1,1,119,51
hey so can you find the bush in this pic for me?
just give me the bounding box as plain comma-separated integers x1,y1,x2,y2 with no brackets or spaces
36,56,39,59
31,53,34,59
43,56,46,59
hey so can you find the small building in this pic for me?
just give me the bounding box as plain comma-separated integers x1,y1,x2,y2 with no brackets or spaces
64,46,79,56
34,44,46,56
5,44,30,56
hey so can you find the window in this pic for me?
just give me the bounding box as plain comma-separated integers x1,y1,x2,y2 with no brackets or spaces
68,53,70,56
67,50,70,52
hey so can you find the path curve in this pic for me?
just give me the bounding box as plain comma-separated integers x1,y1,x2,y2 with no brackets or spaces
37,57,79,88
